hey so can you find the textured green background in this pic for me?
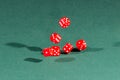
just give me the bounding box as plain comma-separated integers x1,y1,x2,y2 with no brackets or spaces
0,0,120,80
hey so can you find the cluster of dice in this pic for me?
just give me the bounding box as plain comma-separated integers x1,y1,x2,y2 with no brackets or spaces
42,16,87,57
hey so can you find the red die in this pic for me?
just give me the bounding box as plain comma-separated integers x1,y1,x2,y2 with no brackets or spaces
50,32,62,44
76,39,87,51
62,43,73,54
51,46,61,56
59,16,70,28
42,48,53,57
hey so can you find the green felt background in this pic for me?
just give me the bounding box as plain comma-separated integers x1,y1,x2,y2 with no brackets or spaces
0,0,120,80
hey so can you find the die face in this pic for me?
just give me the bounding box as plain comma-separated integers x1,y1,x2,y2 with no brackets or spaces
51,46,60,53
59,17,71,28
51,46,60,56
76,40,87,51
63,43,73,54
42,48,52,57
42,46,61,57
50,32,62,44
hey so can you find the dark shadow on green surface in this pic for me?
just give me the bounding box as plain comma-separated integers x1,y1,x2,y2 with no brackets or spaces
55,57,75,62
71,48,80,52
5,42,42,52
60,50,68,55
70,47,103,54
6,43,26,48
61,48,81,55
26,46,42,52
24,58,43,63
113,42,120,47
84,47,104,52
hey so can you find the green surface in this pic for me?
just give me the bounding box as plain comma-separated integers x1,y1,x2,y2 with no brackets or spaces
0,0,120,80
